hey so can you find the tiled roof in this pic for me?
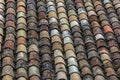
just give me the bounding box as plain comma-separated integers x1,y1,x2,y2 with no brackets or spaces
0,0,120,80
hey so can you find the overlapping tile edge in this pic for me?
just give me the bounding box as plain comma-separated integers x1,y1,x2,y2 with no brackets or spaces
0,0,120,80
